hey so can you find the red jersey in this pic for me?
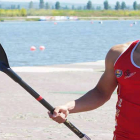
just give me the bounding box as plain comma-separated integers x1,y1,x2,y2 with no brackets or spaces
113,40,140,140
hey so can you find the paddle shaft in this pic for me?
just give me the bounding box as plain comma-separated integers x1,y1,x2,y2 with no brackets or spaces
3,67,85,139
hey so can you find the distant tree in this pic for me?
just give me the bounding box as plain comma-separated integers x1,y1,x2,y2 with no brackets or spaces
20,8,27,16
133,1,138,10
77,6,82,10
96,6,101,10
126,6,130,10
64,5,69,9
72,5,75,10
104,0,109,10
0,5,1,9
39,0,44,9
55,1,60,9
83,6,87,10
52,5,55,9
17,5,20,9
115,1,121,10
11,5,16,9
121,1,126,10
87,1,92,10
45,2,50,9
137,4,140,10
29,1,34,9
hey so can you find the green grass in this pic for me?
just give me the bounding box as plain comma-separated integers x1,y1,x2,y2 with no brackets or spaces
0,9,26,17
1,9,140,17
27,9,140,17
1,9,140,21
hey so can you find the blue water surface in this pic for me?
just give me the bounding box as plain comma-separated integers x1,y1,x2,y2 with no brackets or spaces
0,20,140,67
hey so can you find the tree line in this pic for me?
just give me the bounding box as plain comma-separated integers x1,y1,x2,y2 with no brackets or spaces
0,0,140,10
1,0,140,18
29,0,140,10
103,1,139,10
29,1,61,10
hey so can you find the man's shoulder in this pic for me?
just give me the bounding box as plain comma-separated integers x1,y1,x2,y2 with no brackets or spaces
110,41,132,56
105,41,133,66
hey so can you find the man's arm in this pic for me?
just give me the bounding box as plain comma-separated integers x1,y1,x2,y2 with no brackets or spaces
66,47,118,113
48,43,129,123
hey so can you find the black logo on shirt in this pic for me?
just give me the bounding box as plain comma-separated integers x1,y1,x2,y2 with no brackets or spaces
124,70,130,76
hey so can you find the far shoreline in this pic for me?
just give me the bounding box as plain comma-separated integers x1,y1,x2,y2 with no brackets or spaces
1,16,140,22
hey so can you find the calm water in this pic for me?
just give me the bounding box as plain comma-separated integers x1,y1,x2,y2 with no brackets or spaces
0,20,140,67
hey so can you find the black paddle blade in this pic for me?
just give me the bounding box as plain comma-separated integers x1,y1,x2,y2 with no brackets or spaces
0,44,10,69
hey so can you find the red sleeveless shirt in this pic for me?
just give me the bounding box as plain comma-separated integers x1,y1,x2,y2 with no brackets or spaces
114,40,140,140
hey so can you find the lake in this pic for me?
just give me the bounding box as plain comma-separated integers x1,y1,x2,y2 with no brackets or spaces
0,20,140,67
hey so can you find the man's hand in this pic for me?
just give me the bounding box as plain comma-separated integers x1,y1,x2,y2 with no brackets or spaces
48,105,69,123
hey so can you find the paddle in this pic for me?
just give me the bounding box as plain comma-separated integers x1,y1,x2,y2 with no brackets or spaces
0,44,91,140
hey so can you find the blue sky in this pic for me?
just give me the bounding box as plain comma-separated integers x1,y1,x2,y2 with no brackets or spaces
1,0,140,5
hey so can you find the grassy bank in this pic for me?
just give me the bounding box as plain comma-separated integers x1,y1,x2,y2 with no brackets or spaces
1,9,140,21
27,9,140,17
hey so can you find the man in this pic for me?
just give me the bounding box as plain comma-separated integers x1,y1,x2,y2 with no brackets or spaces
48,40,140,140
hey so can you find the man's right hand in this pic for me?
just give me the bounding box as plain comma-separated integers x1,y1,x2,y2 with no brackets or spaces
48,105,69,123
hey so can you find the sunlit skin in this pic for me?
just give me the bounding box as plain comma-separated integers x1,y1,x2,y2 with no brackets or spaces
48,41,133,123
